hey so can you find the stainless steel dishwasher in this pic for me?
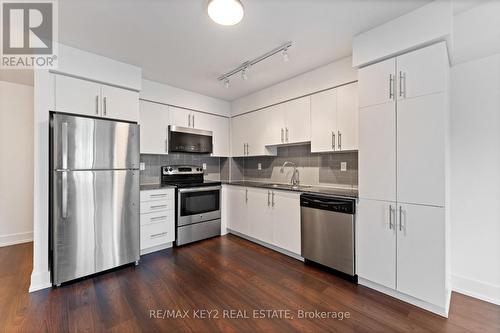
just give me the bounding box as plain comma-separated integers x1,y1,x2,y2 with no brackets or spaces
301,193,356,278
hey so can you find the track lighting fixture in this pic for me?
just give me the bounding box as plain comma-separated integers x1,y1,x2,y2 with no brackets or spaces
217,41,292,87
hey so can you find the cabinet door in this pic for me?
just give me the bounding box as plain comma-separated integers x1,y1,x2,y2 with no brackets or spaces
357,199,396,289
358,58,396,108
55,75,101,117
310,88,337,153
397,93,445,206
358,103,396,202
284,96,311,143
264,104,286,146
139,100,169,154
101,85,139,122
397,204,445,306
247,188,273,244
337,83,359,151
397,42,447,100
210,116,229,157
226,186,248,235
272,191,301,254
231,114,248,157
246,109,271,156
189,110,210,130
169,106,191,127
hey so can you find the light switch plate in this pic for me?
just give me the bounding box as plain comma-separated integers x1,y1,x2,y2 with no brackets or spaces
139,162,145,171
258,163,262,170
202,163,207,170
340,162,347,172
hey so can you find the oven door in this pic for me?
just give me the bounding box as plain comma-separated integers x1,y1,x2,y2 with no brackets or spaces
177,186,221,226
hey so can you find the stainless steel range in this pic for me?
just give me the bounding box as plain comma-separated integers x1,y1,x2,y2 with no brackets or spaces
161,165,221,246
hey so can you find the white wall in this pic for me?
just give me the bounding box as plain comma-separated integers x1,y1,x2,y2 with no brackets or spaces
231,57,357,116
449,1,500,305
0,81,34,246
141,79,231,117
450,54,500,305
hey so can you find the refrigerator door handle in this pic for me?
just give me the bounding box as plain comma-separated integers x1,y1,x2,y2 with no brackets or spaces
62,171,68,219
61,122,68,169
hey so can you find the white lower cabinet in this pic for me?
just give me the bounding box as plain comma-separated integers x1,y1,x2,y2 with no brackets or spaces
357,199,447,309
226,185,301,256
140,188,175,254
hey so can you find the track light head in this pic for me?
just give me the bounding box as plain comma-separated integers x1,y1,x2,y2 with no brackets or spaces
282,47,289,62
241,68,248,80
224,78,230,88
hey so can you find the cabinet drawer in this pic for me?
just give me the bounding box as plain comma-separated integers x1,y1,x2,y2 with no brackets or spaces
140,199,174,213
140,210,174,226
140,189,173,202
140,222,174,250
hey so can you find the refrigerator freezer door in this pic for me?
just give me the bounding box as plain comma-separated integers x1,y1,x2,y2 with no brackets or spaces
53,170,140,285
52,113,139,170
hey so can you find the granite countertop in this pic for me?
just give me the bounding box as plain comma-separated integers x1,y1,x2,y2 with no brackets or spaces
222,181,358,199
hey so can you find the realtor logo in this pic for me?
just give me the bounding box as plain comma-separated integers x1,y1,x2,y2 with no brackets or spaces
1,0,58,69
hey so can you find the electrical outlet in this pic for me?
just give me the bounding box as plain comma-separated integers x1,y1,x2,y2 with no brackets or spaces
340,162,347,172
139,162,145,171
258,163,262,170
202,163,207,170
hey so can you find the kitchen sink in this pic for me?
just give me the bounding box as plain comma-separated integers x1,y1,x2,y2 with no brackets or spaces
262,183,311,191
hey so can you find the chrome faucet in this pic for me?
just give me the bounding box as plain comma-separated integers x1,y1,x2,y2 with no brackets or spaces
281,161,300,188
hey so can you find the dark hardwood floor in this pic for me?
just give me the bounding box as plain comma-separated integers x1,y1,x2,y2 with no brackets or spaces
1,235,499,332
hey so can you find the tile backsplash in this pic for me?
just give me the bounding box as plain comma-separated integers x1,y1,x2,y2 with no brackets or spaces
140,154,221,184
228,144,358,188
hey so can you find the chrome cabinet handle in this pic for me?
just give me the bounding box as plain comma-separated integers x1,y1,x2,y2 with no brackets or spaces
267,190,270,206
399,206,403,231
151,204,167,209
103,97,107,116
281,128,284,143
61,122,68,169
338,131,342,150
150,215,167,221
149,193,167,198
188,114,191,127
246,143,249,156
150,232,167,238
62,171,67,219
389,205,392,229
332,132,335,150
95,96,99,115
389,74,394,100
271,191,275,207
399,71,406,98
285,128,289,142
245,188,248,203
192,114,195,128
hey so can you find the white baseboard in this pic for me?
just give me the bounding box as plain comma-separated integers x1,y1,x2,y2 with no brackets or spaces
29,270,52,293
358,277,450,317
452,274,500,306
0,231,33,247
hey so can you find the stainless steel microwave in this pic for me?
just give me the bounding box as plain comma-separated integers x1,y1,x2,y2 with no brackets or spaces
168,126,213,154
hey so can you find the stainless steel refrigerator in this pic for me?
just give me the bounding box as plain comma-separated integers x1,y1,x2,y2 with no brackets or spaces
51,113,140,285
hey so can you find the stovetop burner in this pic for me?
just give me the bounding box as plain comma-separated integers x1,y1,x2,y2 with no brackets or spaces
161,165,221,188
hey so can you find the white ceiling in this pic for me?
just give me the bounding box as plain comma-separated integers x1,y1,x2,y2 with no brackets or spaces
58,0,430,101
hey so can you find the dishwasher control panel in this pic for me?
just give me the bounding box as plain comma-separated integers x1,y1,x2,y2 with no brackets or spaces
300,194,355,214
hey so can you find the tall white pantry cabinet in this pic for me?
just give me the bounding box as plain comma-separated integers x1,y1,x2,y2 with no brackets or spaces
356,42,450,316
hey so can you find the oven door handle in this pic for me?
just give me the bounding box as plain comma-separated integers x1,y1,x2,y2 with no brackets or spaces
178,186,222,193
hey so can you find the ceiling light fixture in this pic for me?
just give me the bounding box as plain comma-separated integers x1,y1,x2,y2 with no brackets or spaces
282,47,289,62
217,41,293,87
207,0,244,26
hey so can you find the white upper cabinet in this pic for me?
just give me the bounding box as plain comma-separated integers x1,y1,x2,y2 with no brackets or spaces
310,83,359,153
283,96,311,144
336,83,359,151
231,114,248,157
168,106,191,128
210,116,230,157
264,104,286,146
139,100,169,154
55,75,103,117
359,102,397,202
310,89,337,153
231,109,276,157
101,85,139,122
358,58,396,108
396,42,447,100
55,74,139,122
397,93,445,207
357,199,397,289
